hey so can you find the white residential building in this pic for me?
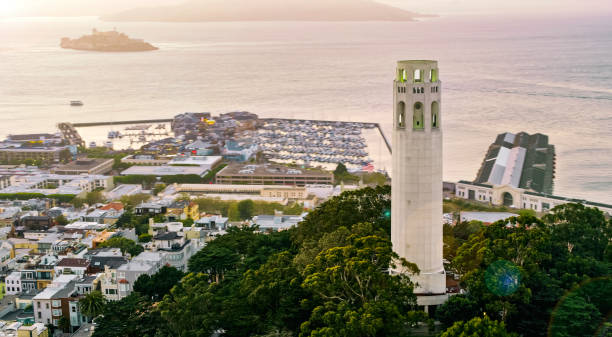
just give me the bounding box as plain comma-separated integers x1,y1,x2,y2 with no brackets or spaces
5,271,21,295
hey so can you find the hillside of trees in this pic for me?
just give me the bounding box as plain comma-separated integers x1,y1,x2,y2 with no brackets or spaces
87,186,611,337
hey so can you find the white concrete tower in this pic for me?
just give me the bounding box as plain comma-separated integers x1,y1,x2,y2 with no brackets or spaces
391,60,447,307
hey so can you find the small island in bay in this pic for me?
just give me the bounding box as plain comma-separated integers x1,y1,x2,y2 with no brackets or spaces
60,29,158,52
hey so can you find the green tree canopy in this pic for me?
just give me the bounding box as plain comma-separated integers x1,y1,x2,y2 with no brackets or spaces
120,193,151,208
98,236,144,256
237,199,255,220
293,185,391,245
84,190,106,205
158,273,219,337
549,293,602,337
299,234,421,337
92,293,170,337
446,205,611,337
436,294,480,328
440,316,518,337
134,266,184,301
55,214,69,226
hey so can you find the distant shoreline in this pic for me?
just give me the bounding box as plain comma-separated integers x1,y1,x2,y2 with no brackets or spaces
100,0,430,23
1,15,440,24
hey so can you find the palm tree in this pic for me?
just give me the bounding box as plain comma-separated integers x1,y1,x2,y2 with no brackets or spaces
58,316,71,333
78,291,106,319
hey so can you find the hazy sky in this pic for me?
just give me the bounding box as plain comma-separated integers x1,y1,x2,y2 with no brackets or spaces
1,0,611,17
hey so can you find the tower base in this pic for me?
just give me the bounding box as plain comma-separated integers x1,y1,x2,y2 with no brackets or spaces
416,293,448,307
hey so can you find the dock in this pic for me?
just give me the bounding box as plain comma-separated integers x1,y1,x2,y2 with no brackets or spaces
57,123,85,147
59,117,392,156
72,119,173,128
259,118,392,154
375,124,392,154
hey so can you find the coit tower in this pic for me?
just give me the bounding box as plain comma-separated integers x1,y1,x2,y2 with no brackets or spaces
391,60,447,307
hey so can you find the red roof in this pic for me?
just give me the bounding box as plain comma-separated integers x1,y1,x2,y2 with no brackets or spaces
100,202,124,211
119,279,129,284
57,258,89,268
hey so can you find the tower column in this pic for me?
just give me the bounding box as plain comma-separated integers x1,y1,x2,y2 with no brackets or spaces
391,60,447,306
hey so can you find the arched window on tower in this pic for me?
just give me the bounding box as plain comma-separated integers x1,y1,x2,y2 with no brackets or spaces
413,102,424,130
397,101,406,129
398,69,407,83
430,68,438,82
431,101,440,129
413,69,423,83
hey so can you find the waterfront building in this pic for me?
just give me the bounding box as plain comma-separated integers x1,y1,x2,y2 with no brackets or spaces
455,180,612,216
184,140,216,156
474,132,555,194
391,60,447,307
52,158,114,176
6,133,63,144
0,146,71,165
215,163,333,186
167,155,222,170
120,165,210,177
0,174,113,197
222,140,258,162
120,154,171,166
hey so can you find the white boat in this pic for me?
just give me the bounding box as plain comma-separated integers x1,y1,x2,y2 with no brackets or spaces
89,141,96,148
108,131,121,139
105,141,113,149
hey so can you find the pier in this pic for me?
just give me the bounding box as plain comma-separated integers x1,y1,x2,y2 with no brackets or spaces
375,124,392,154
57,122,85,147
60,117,392,157
72,119,173,128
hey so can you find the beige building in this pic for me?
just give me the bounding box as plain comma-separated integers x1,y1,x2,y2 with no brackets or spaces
391,60,446,308
0,146,70,164
260,187,307,199
174,183,313,204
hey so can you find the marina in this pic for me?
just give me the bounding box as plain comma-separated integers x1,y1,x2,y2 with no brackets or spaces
256,119,377,169
63,115,392,172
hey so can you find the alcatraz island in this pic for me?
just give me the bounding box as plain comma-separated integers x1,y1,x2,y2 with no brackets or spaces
60,28,158,52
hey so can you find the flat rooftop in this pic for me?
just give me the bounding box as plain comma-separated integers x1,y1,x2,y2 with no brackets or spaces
168,155,222,167
217,163,331,177
121,165,208,176
53,158,113,172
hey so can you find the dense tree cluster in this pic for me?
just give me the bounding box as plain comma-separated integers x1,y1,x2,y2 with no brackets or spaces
194,197,304,221
438,203,612,337
92,186,429,337
88,186,610,337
